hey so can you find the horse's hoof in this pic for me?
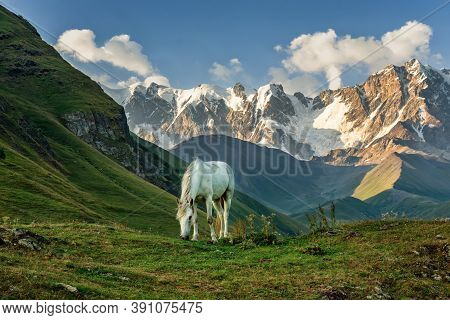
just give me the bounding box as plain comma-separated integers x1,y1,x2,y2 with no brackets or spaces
191,237,198,241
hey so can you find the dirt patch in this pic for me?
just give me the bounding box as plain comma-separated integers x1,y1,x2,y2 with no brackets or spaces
300,244,325,256
320,286,348,300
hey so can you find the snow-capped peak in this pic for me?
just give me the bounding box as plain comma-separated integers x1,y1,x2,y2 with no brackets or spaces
107,59,450,165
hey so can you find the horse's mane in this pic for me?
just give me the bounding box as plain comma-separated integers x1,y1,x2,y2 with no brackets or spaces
177,159,197,219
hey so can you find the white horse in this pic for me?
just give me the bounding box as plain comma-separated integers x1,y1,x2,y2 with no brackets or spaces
177,159,234,242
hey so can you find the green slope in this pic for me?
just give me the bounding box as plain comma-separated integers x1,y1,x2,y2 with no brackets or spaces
353,153,450,218
353,153,402,201
354,152,450,202
0,6,187,235
0,6,300,235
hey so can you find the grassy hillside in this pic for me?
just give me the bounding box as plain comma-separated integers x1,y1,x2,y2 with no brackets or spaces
353,154,402,201
354,153,450,218
0,220,448,299
0,6,184,235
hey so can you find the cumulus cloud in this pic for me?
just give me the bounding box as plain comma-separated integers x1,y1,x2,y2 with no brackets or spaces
88,73,114,86
209,58,244,82
116,76,141,88
55,29,170,88
55,29,154,76
279,21,433,90
115,75,170,89
142,75,170,87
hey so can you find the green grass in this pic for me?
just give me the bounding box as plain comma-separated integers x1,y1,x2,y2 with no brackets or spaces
0,220,448,299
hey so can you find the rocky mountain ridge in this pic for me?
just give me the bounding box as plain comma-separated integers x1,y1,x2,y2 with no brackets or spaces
109,59,450,165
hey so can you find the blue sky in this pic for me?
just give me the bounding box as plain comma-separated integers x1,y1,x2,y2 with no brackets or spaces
3,0,449,94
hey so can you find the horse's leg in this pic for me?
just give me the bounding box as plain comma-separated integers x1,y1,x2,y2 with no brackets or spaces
223,196,232,238
206,197,217,242
213,200,224,239
192,203,199,241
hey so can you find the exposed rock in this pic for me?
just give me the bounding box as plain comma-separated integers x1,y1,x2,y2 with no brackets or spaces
369,286,392,300
0,227,49,251
56,283,78,294
321,286,348,300
61,108,181,194
432,274,442,281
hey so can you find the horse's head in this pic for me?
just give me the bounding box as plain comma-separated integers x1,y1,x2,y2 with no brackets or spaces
176,198,194,240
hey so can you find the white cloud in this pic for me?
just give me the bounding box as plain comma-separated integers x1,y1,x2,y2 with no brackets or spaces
209,58,244,82
89,73,114,86
55,29,170,89
269,67,321,96
117,76,141,88
273,45,284,52
279,21,433,90
229,58,241,66
143,75,170,87
55,29,154,76
115,75,170,89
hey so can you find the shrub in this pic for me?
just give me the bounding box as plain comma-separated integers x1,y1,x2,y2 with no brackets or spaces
230,213,280,246
306,213,318,232
330,202,336,227
230,218,247,240
307,203,338,233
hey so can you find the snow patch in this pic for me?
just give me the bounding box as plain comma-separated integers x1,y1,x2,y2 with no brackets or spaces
313,97,349,131
369,103,383,120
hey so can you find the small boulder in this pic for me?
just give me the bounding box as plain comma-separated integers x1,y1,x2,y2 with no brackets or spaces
0,227,49,251
56,283,78,294
17,238,42,251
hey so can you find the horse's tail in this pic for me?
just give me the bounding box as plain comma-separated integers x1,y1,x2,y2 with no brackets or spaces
226,163,235,197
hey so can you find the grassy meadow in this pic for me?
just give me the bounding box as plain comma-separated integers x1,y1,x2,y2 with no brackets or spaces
1,220,448,299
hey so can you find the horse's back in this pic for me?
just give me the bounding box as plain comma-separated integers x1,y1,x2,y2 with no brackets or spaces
203,161,234,199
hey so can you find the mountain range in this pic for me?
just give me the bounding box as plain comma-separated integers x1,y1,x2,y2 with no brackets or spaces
108,59,450,167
